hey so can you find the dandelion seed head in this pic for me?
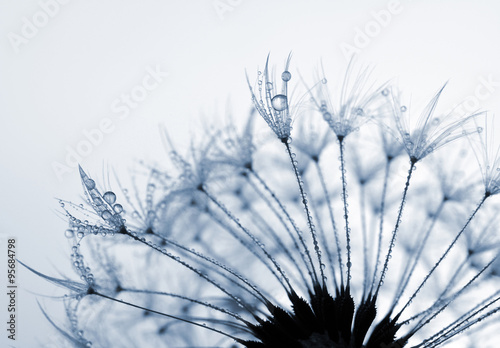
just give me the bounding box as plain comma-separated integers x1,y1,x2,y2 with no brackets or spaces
247,54,297,141
30,57,500,348
389,86,482,162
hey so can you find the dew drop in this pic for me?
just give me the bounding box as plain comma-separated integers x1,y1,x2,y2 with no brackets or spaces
113,204,123,214
84,179,95,190
321,78,327,84
281,71,291,81
400,106,407,112
101,210,112,220
103,191,116,204
381,89,389,96
65,229,74,238
477,127,484,133
266,82,273,90
271,94,288,111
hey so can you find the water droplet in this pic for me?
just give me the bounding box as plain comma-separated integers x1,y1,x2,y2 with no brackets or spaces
477,127,484,133
103,191,116,204
266,82,273,90
101,210,112,220
321,78,327,84
400,106,407,112
281,71,291,81
381,89,389,96
113,204,123,214
271,94,287,111
65,229,74,238
84,179,95,190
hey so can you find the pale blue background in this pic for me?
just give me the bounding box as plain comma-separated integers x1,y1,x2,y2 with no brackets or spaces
1,0,500,346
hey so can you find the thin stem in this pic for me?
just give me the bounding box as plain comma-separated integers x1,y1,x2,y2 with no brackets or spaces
359,182,369,298
246,174,313,288
390,199,446,312
414,291,500,348
409,255,498,341
247,203,310,289
122,288,250,326
284,140,324,286
93,291,244,342
375,157,416,297
304,168,339,291
207,208,287,291
338,137,352,287
370,159,391,294
203,187,293,291
154,232,270,306
250,169,317,287
314,160,344,289
119,227,254,313
395,193,488,321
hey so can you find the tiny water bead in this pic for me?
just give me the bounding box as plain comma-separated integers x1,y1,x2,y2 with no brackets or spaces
281,71,292,81
382,89,389,96
271,94,288,111
65,229,74,238
103,191,116,205
84,179,96,190
400,106,407,112
113,204,123,214
266,82,273,90
101,210,112,220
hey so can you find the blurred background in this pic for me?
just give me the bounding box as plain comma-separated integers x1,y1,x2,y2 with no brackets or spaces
1,0,499,346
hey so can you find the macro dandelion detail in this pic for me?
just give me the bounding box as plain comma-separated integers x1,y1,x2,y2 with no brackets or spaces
30,57,500,348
